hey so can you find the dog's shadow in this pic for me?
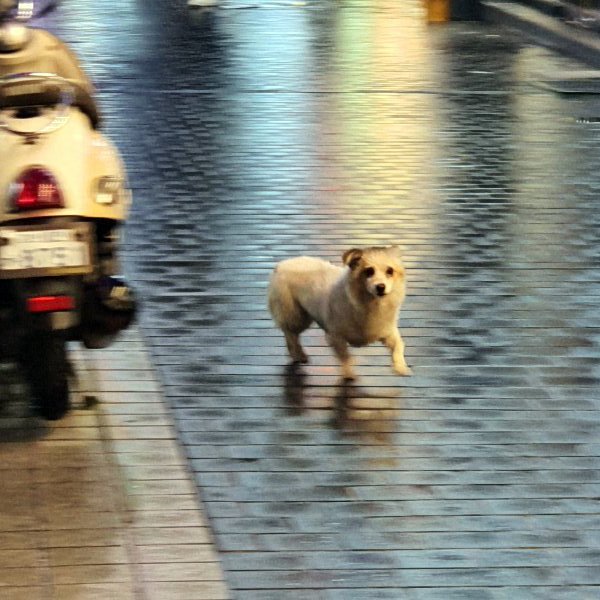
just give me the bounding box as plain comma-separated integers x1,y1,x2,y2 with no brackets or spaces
282,364,400,439
282,363,309,416
331,381,400,441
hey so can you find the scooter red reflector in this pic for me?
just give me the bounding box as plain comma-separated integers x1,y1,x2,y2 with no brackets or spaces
13,168,64,211
27,296,75,313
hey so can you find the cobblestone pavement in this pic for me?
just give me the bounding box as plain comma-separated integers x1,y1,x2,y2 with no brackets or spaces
7,0,600,598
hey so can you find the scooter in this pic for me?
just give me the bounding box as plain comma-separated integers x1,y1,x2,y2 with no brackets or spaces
0,0,135,420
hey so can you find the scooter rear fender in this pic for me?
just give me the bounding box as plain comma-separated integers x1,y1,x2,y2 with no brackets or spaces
0,109,131,224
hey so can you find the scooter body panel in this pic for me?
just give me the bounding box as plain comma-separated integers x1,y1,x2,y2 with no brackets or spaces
0,110,130,223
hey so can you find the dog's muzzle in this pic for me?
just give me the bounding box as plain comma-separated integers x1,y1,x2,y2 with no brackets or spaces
376,284,386,296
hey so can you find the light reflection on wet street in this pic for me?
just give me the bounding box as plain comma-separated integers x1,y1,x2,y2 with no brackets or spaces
7,0,600,597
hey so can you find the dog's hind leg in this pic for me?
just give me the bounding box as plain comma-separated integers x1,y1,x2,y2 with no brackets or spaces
268,284,312,363
284,330,309,364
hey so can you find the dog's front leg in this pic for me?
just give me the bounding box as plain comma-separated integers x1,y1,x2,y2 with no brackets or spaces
384,329,412,376
327,334,355,380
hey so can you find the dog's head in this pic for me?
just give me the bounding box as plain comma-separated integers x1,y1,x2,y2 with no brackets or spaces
342,246,406,299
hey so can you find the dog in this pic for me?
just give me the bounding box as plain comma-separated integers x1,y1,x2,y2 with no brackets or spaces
268,245,412,380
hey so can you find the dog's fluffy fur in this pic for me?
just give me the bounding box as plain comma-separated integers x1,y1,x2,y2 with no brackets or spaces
268,246,412,379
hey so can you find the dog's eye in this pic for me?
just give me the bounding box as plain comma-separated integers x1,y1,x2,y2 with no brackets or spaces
386,267,394,277
363,267,375,278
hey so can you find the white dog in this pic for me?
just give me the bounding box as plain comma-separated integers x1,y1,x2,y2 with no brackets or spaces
268,246,412,379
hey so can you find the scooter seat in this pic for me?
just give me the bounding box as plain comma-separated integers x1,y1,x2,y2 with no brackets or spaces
0,78,100,129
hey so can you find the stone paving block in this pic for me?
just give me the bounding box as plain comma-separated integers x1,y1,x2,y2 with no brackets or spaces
0,549,43,569
144,581,230,600
52,582,137,600
42,528,126,549
125,478,198,497
0,509,38,532
132,527,214,547
51,564,133,585
43,414,98,428
110,439,184,457
32,440,107,463
102,402,170,417
107,425,178,440
140,562,226,582
238,592,327,600
47,545,130,567
98,392,166,404
41,426,102,442
72,354,153,371
136,544,220,564
34,510,122,532
128,509,208,529
0,532,37,550
103,413,172,428
120,464,197,482
239,590,600,600
94,379,162,394
30,465,115,483
0,567,46,586
114,454,188,471
128,493,200,511
0,588,46,600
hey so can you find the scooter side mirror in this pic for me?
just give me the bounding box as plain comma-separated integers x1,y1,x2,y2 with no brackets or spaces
0,21,30,51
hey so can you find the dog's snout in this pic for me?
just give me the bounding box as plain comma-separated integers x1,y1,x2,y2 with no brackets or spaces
376,283,386,296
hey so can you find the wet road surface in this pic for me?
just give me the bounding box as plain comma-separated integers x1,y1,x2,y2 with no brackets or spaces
16,0,600,598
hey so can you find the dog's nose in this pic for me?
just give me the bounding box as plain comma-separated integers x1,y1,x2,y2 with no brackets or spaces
376,284,386,296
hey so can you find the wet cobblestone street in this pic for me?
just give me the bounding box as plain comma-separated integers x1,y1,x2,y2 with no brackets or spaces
4,0,600,598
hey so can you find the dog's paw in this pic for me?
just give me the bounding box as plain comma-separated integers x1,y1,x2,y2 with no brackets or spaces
291,353,309,364
341,366,357,381
394,364,413,377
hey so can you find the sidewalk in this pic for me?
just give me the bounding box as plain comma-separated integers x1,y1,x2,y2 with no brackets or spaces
0,330,229,600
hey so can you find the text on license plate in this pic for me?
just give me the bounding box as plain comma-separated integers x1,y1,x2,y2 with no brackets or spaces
0,228,90,271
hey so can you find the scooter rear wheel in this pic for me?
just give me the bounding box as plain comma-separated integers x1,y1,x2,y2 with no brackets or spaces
22,333,70,420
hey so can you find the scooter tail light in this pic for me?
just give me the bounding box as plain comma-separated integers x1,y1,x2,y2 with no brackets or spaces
12,168,64,211
26,296,75,314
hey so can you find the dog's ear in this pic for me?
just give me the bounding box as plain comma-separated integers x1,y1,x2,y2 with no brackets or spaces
386,245,402,260
342,248,363,270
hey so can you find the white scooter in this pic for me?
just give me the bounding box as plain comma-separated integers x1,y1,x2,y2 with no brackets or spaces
0,0,135,419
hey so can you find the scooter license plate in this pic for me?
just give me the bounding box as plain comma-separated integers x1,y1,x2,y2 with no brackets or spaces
0,223,93,279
